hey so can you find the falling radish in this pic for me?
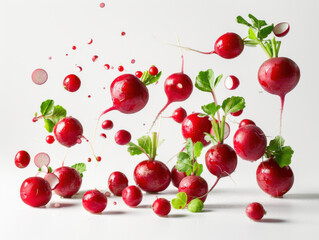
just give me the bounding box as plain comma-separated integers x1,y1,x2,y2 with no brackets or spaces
34,152,50,168
224,75,240,90
171,107,187,123
237,14,300,133
15,150,30,168
108,171,129,196
63,74,81,92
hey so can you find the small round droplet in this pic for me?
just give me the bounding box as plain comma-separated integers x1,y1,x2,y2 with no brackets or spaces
105,191,111,197
32,69,48,85
92,55,98,62
88,158,92,162
121,32,126,36
104,64,110,70
96,156,102,162
131,59,135,64
113,201,117,206
118,65,124,72
77,138,82,144
48,56,52,60
100,2,105,8
88,95,91,98
72,46,76,50
100,133,107,139
66,53,69,56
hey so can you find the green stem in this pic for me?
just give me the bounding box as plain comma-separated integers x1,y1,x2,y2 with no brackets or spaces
257,40,272,58
150,132,157,160
219,115,226,144
211,116,221,143
272,37,277,58
276,41,281,58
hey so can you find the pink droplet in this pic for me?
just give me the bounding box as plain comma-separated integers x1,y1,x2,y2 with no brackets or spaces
105,191,111,197
131,59,135,64
113,201,117,205
66,54,69,56
100,2,105,8
87,38,93,45
92,55,98,62
111,66,114,69
104,64,110,70
76,65,82,72
72,46,76,50
100,133,107,139
88,95,91,98
121,32,126,36
103,87,106,90
48,56,52,60
77,138,82,144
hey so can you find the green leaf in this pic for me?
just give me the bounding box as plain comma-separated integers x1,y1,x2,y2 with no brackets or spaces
275,146,294,168
127,142,143,156
258,24,274,40
44,119,55,133
248,14,267,29
248,28,257,40
175,152,192,175
71,163,86,178
204,133,217,145
236,16,252,28
40,99,54,116
265,136,293,167
194,142,204,158
195,69,214,92
196,164,203,176
48,166,52,173
214,74,223,89
185,138,194,160
137,136,152,155
171,192,187,210
198,113,208,117
221,96,245,116
52,105,67,120
201,102,221,117
244,40,259,46
142,71,162,86
187,199,204,213
267,136,285,152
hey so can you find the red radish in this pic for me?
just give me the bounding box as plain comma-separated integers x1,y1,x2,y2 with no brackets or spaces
100,133,107,139
114,129,131,145
122,185,143,207
87,38,93,44
53,166,82,198
44,173,60,190
82,189,107,214
15,150,30,168
239,119,256,128
101,120,113,130
20,177,52,207
63,74,81,92
210,121,230,140
258,57,300,132
149,66,159,76
53,116,83,148
233,124,267,161
135,71,143,78
205,143,237,178
34,152,50,168
171,166,187,188
92,55,98,62
181,113,212,146
230,109,243,117
72,46,76,50
152,198,171,216
178,175,208,203
224,75,240,90
99,74,149,118
256,158,294,197
46,135,55,144
31,69,48,85
108,171,129,196
118,65,124,72
171,107,187,123
273,22,290,37
134,160,171,192
246,202,266,221
104,64,110,70
96,156,102,161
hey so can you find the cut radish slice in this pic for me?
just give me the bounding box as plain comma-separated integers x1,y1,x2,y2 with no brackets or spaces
273,22,290,37
87,38,93,44
224,75,240,90
34,152,50,168
44,173,60,190
210,122,231,140
31,69,48,85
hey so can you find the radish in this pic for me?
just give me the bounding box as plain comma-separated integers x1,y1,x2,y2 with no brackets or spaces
224,75,240,90
46,135,55,144
101,120,113,130
205,144,237,178
63,74,81,92
273,22,290,37
34,152,50,168
237,14,300,133
15,150,30,168
171,107,187,123
31,68,48,85
171,166,187,188
114,129,131,145
239,119,255,128
44,173,60,190
179,176,208,203
53,166,82,198
135,71,143,78
122,185,143,207
82,189,107,214
128,133,171,192
246,202,266,221
149,66,159,76
256,136,294,197
108,171,129,196
152,198,171,217
230,109,243,117
20,177,52,207
54,116,83,148
181,113,212,146
233,124,267,161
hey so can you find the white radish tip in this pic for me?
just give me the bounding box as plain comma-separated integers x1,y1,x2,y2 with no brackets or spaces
225,75,240,90
34,152,51,168
44,173,60,190
273,22,290,37
31,69,48,85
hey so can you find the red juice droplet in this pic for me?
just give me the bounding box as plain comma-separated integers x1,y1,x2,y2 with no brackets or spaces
88,95,91,98
100,133,107,139
66,53,69,56
131,59,135,64
87,38,93,45
96,156,102,162
105,191,111,197
88,158,92,162
111,66,114,69
77,138,82,144
103,87,106,90
100,2,105,8
113,201,117,206
104,64,110,70
72,46,76,50
48,56,52,60
121,32,126,36
118,65,124,72
92,55,98,62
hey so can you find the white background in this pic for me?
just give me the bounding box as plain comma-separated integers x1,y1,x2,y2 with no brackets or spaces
0,0,318,239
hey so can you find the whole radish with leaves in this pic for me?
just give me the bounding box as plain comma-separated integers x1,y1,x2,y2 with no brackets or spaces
173,138,207,212
127,132,171,193
237,14,300,134
257,136,294,197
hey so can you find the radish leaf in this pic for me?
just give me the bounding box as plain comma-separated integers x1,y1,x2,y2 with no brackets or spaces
71,163,86,178
258,25,274,40
176,152,192,176
194,142,204,158
204,133,217,145
40,99,54,116
137,136,152,155
265,136,294,167
248,28,257,40
195,69,214,92
171,192,187,209
141,70,162,86
187,199,204,212
201,102,221,117
127,142,143,155
222,96,245,116
236,16,252,27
